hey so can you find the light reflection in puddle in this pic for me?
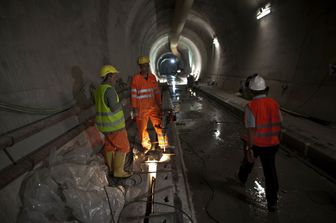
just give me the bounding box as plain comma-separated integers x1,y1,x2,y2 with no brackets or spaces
254,180,265,199
213,122,225,143
214,129,220,138
247,179,267,209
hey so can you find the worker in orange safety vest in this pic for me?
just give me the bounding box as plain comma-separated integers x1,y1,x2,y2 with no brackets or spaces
131,56,168,152
238,74,282,212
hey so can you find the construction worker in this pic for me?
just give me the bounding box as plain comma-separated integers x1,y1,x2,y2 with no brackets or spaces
238,74,282,212
95,65,132,178
131,56,168,152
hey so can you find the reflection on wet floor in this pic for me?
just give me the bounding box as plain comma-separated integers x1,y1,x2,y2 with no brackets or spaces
252,180,267,207
171,85,336,223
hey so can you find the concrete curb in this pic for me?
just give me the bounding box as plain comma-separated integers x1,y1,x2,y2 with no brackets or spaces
163,90,198,223
195,86,336,180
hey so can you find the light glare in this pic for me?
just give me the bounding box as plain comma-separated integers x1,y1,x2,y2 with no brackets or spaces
213,37,219,47
257,3,271,20
254,180,265,198
159,154,171,162
147,162,157,179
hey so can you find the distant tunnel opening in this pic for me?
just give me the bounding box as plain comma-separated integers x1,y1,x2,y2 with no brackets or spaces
149,35,203,85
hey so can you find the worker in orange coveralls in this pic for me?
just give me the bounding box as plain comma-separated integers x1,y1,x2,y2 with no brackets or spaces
131,56,168,152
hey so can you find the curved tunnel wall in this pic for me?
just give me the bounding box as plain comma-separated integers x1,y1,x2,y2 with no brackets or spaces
1,0,106,134
0,0,168,134
1,0,336,138
0,2,336,218
190,0,336,122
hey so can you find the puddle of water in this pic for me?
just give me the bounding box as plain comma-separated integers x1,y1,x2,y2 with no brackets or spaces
247,179,267,209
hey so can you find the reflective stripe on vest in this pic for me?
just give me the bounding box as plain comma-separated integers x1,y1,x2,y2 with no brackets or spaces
134,94,154,99
95,84,125,133
131,73,161,109
138,88,154,93
255,122,281,129
248,97,281,147
131,87,156,99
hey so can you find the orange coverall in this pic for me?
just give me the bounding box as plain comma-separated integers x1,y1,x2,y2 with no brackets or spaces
131,73,168,149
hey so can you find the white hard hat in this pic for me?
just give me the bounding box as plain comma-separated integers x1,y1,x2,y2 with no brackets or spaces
249,75,266,91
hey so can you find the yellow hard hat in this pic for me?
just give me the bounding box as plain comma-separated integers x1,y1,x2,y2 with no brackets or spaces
138,56,150,65
99,65,119,77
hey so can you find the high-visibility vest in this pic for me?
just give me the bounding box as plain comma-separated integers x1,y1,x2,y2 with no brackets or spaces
95,84,125,133
248,97,281,147
131,73,161,109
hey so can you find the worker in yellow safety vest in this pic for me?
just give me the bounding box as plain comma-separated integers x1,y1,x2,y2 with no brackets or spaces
131,56,168,152
95,65,132,178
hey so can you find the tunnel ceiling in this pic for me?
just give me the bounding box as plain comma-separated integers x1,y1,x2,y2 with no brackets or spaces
139,0,269,80
1,0,336,135
141,0,336,124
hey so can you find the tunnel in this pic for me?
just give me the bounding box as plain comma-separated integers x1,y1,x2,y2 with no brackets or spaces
1,0,336,222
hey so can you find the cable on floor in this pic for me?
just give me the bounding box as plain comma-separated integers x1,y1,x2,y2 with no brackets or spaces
117,199,194,223
104,186,116,223
179,136,221,223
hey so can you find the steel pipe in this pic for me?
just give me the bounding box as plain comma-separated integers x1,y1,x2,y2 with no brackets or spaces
0,106,81,151
170,0,194,57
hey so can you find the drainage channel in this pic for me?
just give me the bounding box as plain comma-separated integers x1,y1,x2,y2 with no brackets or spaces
138,89,195,223
140,146,178,223
144,176,156,223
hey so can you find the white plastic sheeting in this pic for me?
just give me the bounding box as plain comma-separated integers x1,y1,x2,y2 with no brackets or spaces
17,145,125,223
17,168,70,222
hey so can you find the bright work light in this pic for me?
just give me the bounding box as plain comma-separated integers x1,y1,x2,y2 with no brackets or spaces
257,3,271,20
213,37,219,47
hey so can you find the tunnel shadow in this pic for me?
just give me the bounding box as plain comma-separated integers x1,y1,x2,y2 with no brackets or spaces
209,177,256,206
207,177,281,221
71,66,93,110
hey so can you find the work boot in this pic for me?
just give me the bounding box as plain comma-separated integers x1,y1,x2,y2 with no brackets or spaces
142,141,152,154
113,151,133,178
105,151,115,175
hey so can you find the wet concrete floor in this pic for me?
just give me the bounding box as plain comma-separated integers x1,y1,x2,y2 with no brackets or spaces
172,86,336,223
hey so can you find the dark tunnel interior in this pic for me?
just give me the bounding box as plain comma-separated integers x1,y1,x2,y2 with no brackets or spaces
0,0,336,222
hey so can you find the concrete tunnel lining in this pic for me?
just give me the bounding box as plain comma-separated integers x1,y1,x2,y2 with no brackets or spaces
146,6,224,82
1,0,336,136
0,0,335,166
1,0,336,222
149,34,205,82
